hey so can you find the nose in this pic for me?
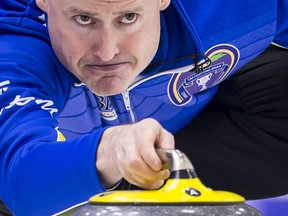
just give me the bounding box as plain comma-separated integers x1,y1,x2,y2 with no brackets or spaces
94,28,120,62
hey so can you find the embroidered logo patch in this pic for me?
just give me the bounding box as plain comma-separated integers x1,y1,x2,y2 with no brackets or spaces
168,44,240,106
96,96,118,121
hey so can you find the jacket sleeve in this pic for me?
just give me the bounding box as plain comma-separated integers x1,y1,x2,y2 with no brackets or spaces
0,35,106,216
273,0,288,47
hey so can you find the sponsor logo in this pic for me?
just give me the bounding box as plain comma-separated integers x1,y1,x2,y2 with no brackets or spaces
185,187,201,196
55,127,66,142
0,95,58,116
96,96,118,121
168,44,240,106
0,80,10,95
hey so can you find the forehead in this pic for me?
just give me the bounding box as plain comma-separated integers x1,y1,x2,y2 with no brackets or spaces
54,0,148,16
55,0,142,9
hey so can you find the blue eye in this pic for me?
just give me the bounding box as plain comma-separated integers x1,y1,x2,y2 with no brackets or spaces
75,15,92,25
119,13,138,24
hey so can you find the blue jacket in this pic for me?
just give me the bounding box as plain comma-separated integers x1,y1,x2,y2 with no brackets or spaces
0,0,288,215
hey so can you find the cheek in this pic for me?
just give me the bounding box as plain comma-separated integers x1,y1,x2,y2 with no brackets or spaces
136,26,160,67
48,25,80,72
138,14,161,63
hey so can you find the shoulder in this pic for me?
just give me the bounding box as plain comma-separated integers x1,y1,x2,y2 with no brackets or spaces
0,34,71,110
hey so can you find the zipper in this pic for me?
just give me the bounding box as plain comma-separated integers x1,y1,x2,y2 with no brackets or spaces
120,64,206,123
119,65,193,124
120,66,194,124
122,90,136,123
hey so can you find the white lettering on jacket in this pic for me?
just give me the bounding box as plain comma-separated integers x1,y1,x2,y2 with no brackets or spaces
0,80,10,95
0,95,58,116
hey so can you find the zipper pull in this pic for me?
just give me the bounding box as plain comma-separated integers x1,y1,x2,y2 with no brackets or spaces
122,90,131,111
122,90,136,123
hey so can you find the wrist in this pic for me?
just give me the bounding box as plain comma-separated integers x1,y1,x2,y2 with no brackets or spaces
96,128,122,188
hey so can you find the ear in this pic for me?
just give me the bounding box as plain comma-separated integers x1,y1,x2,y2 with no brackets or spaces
36,0,48,12
159,0,171,10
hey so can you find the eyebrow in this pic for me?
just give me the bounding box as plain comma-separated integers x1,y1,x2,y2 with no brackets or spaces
63,7,99,16
63,6,144,17
113,6,144,15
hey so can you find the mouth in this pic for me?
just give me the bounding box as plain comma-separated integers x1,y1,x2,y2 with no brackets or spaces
85,62,128,73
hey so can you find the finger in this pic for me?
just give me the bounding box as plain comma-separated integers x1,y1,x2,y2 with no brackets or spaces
123,170,166,190
155,127,175,150
141,118,175,150
120,167,153,187
137,119,174,171
114,132,162,177
135,168,170,183
118,150,170,182
140,146,163,172
129,159,170,182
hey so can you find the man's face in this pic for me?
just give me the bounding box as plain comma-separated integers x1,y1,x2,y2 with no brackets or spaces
36,0,170,96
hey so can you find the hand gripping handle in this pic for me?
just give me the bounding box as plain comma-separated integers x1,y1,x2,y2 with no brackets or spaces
156,149,197,179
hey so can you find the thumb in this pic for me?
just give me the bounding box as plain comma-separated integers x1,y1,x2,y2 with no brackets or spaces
155,126,175,150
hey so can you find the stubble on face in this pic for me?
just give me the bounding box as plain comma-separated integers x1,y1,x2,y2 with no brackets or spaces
78,53,138,95
44,0,164,96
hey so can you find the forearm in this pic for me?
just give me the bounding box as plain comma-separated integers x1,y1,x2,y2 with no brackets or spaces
1,131,106,216
96,128,122,189
0,105,107,216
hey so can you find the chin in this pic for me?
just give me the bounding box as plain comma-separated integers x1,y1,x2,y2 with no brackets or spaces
88,78,130,96
92,86,126,97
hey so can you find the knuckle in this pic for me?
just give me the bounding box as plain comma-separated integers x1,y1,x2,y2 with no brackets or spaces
126,157,141,170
